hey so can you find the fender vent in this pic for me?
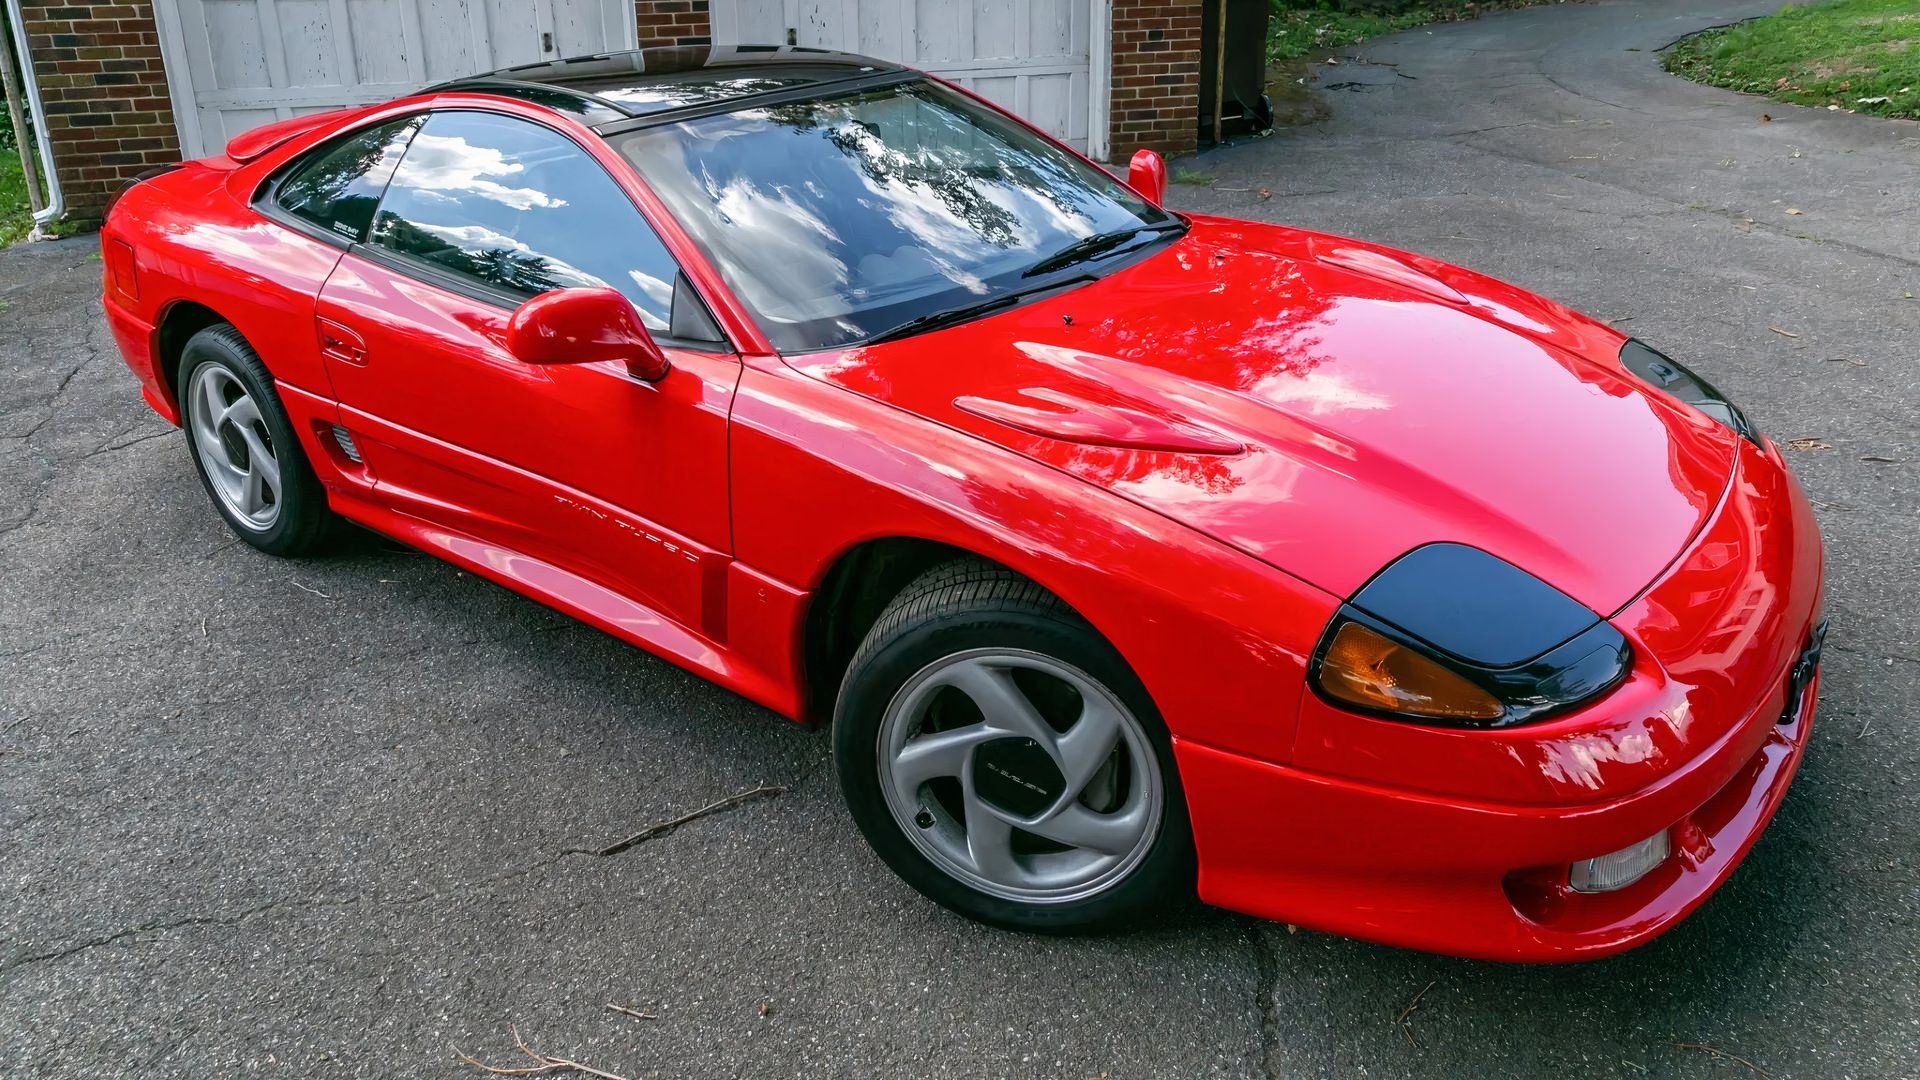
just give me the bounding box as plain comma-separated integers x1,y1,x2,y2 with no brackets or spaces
331,424,363,464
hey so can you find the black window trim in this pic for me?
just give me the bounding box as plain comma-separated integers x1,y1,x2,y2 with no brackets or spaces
255,105,735,356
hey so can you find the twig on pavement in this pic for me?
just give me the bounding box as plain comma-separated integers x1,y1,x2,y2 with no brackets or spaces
454,1025,630,1080
1671,1042,1771,1080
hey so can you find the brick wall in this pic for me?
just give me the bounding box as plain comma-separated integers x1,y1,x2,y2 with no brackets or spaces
18,0,179,228
1109,0,1202,160
634,1,710,48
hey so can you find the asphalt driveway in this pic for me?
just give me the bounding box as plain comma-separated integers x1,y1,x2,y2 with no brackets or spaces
2,2,1915,1076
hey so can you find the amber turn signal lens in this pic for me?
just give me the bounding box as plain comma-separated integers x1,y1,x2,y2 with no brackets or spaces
1317,622,1505,721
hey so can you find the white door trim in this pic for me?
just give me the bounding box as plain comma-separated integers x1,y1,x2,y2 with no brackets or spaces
149,0,208,163
1087,0,1111,161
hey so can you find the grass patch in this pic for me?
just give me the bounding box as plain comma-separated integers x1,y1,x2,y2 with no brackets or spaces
1665,0,1920,120
1267,1,1566,63
0,149,32,248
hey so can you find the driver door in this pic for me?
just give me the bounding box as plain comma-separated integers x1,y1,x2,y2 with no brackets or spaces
314,108,738,634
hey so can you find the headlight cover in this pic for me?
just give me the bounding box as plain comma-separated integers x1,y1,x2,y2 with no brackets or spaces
1309,544,1633,729
1620,339,1764,449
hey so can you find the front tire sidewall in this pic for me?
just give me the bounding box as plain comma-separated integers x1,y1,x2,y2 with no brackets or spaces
835,609,1193,932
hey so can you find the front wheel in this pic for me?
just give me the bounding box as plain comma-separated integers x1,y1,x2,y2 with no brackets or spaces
833,559,1194,931
178,325,337,556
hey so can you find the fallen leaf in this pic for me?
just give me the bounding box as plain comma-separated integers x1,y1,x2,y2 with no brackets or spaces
1768,326,1799,338
1784,438,1831,451
1258,188,1273,200
1761,113,1772,122
1784,208,1804,216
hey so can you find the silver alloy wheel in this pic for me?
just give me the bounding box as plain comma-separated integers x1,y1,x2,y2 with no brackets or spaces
877,648,1163,903
186,361,281,531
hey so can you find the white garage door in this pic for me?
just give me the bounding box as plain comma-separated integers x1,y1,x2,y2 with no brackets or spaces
152,0,637,157
710,1,1105,156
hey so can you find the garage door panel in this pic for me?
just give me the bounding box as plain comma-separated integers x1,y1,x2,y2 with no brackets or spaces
965,74,1017,113
276,0,344,84
199,0,271,90
159,0,636,156
712,0,1095,151
1028,0,1078,59
345,0,415,83
856,0,910,57
972,3,1015,59
206,105,278,145
480,0,545,67
1026,71,1074,140
417,0,481,82
911,1,970,65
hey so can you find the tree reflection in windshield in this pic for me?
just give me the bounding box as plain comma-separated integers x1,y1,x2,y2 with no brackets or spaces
618,79,1172,351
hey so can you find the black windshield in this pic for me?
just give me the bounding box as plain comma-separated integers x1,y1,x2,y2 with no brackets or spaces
614,79,1174,352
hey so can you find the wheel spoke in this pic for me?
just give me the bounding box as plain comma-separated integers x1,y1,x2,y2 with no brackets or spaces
239,463,267,515
220,393,261,431
239,427,280,499
943,662,1056,747
890,722,996,803
960,778,1021,882
1026,801,1150,856
1053,695,1126,795
189,416,226,470
198,369,227,423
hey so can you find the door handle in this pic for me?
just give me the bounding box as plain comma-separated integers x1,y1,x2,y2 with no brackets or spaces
317,317,368,366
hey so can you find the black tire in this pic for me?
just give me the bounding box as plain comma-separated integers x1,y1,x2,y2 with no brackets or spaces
833,558,1195,932
177,325,337,556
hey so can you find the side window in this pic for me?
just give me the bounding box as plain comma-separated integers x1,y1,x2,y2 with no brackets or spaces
368,110,686,336
273,116,424,243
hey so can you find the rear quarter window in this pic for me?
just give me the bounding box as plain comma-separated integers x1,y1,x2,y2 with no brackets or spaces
270,116,425,243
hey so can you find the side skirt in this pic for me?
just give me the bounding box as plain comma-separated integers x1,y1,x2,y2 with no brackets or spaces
326,487,809,721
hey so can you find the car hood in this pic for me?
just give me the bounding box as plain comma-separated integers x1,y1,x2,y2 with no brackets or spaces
784,216,1739,615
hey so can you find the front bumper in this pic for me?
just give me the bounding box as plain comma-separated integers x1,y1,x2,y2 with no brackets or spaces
1182,441,1825,961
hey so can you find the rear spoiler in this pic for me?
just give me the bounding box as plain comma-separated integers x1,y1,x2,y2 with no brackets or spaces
225,106,371,162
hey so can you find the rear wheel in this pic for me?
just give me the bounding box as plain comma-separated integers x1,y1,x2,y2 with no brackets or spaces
179,325,336,556
833,559,1193,931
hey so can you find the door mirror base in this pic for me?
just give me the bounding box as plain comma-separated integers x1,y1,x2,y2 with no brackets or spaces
1127,149,1168,207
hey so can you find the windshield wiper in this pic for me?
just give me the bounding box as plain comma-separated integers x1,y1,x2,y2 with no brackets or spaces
864,273,1093,346
1021,221,1185,279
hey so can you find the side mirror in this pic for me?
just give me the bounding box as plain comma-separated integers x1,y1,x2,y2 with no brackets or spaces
505,287,670,382
1127,149,1167,207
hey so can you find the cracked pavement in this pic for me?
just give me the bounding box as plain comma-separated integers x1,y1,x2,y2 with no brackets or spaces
2,2,1916,1076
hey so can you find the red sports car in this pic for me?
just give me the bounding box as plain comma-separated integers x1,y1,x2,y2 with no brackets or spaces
100,46,1824,960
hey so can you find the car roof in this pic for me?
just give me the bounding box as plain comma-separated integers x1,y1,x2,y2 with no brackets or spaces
425,45,912,129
